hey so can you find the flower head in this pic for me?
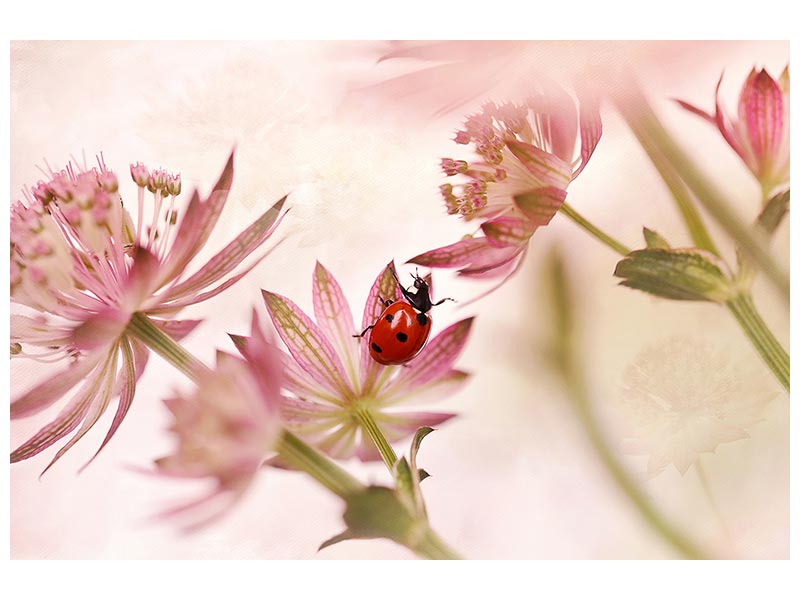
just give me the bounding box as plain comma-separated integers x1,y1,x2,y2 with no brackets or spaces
154,313,283,526
247,261,473,461
410,86,601,282
618,337,779,476
677,66,790,197
10,151,287,471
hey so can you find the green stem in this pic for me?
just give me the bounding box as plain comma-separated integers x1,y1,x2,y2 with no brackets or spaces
412,525,462,560
354,406,398,471
726,293,789,391
616,84,789,300
560,202,632,256
126,312,210,381
624,115,720,256
278,430,364,498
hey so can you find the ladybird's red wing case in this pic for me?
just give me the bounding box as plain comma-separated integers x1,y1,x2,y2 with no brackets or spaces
368,301,432,365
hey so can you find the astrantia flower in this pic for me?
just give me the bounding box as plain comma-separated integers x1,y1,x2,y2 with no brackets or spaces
10,151,286,471
249,261,473,461
618,337,779,476
154,313,283,526
677,66,790,197
410,87,601,282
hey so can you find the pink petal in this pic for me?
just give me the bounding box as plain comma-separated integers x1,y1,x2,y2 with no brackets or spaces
157,152,236,287
312,262,358,379
71,307,130,351
739,68,784,166
513,186,568,226
10,351,105,418
10,368,104,463
527,83,578,163
409,238,499,269
262,290,353,398
572,92,603,179
374,411,456,446
481,215,537,248
381,368,470,407
385,318,474,392
505,139,573,189
714,73,749,163
161,196,286,303
154,318,203,341
359,262,402,390
674,99,716,123
457,244,524,277
81,338,137,470
238,310,283,406
123,246,161,311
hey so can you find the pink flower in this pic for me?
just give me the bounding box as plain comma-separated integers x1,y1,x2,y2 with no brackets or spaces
248,261,473,461
410,89,601,282
10,151,287,471
677,66,790,197
154,313,283,526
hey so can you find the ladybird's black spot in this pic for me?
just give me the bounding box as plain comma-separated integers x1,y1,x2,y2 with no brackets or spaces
416,313,429,326
371,342,383,354
385,313,394,323
396,331,408,343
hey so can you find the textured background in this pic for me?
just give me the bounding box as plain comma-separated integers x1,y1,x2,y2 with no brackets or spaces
10,40,789,559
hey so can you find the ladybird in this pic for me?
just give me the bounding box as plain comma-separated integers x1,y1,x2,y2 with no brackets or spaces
354,270,454,366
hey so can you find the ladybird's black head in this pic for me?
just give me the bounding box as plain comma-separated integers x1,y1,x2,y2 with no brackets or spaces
396,270,433,313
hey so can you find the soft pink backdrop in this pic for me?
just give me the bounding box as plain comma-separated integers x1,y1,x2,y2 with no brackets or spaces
10,40,789,559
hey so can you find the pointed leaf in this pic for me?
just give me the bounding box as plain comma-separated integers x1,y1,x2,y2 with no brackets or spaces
643,227,671,249
614,248,733,303
757,190,789,235
513,186,567,226
318,530,358,551
262,290,352,397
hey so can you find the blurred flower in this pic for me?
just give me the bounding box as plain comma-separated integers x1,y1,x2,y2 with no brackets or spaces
677,66,790,197
154,313,283,526
409,88,601,282
618,337,779,476
248,261,472,461
10,151,286,471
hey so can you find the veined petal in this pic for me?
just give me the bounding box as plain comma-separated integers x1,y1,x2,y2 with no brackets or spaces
71,306,130,351
82,337,137,470
161,196,286,303
409,238,498,269
123,246,162,312
313,262,359,385
513,186,567,226
360,262,402,391
481,215,537,248
739,68,784,166
10,353,113,463
262,290,353,398
457,244,524,277
374,411,456,445
10,350,106,418
505,139,573,188
154,318,203,340
237,310,283,406
572,92,603,179
383,318,474,392
158,152,235,287
527,83,578,163
381,368,470,407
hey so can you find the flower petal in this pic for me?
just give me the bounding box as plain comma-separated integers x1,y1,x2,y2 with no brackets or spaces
313,262,358,383
674,99,716,123
262,290,352,398
409,237,499,269
739,68,784,166
10,351,105,418
572,92,603,179
154,318,203,341
374,411,456,445
513,186,567,226
380,369,470,407
385,318,474,392
481,215,537,248
359,262,402,390
161,196,287,303
505,139,573,188
71,307,130,351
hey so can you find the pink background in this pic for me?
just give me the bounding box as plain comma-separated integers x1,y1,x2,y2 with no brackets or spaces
10,41,789,559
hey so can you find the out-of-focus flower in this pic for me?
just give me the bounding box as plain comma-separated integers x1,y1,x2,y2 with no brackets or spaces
248,261,473,461
409,88,601,282
10,151,286,471
677,66,790,197
618,337,779,476
154,313,283,526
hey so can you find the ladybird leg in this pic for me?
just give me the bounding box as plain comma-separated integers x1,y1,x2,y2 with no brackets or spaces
377,295,393,307
432,297,457,306
353,324,374,339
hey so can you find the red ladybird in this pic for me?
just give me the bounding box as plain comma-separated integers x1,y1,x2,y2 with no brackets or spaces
355,270,454,366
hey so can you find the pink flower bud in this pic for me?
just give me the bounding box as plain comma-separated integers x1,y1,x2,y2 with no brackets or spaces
130,162,150,187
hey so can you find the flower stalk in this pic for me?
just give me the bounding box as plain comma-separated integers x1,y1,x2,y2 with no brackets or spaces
354,405,398,471
278,430,364,498
559,202,632,255
126,312,210,381
726,293,789,391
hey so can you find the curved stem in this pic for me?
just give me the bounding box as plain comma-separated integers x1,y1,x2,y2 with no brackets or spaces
354,406,398,471
559,202,632,256
412,525,462,560
278,430,364,498
726,293,789,391
126,312,210,381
